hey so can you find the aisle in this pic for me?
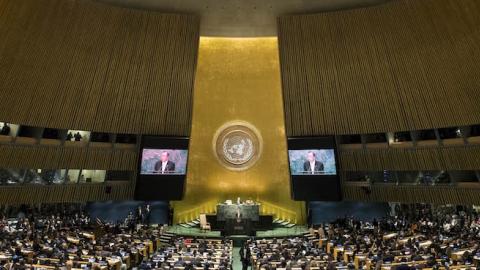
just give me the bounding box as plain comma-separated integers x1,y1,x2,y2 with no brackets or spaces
232,247,242,270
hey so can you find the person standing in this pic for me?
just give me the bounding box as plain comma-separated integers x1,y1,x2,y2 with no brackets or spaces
239,243,251,270
303,151,324,174
154,151,176,174
74,132,82,141
66,132,73,141
1,123,10,135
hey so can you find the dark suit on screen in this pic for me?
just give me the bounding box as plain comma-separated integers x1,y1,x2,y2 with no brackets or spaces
154,160,176,174
303,161,324,174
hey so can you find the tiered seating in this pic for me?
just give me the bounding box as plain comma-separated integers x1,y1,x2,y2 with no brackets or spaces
142,237,233,270
0,210,233,270
0,210,170,270
248,214,480,270
250,237,328,270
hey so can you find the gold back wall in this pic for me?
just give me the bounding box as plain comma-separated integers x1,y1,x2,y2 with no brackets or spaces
173,38,305,224
0,0,199,135
278,0,480,136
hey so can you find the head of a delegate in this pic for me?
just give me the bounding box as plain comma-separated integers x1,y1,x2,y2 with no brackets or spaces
307,151,316,162
160,151,170,162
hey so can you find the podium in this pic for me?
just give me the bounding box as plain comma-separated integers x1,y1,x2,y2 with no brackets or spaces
216,203,260,236
216,203,259,221
224,218,254,236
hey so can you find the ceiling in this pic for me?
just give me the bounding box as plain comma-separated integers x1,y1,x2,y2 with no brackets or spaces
94,0,393,37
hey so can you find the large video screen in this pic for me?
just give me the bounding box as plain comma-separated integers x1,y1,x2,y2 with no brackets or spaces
140,149,188,175
288,137,341,201
288,149,337,175
135,136,189,201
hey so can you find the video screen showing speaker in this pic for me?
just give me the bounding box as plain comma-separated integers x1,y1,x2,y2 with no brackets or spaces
140,149,188,175
288,149,337,175
135,136,189,201
288,137,341,201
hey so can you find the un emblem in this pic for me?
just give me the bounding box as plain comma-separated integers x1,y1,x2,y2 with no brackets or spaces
213,121,262,171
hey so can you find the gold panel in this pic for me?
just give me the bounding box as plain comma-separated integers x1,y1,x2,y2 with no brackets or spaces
173,37,305,224
213,121,263,171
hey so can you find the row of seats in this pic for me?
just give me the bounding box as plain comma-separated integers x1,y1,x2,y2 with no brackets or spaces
248,211,480,270
140,238,233,270
0,205,233,270
0,209,166,270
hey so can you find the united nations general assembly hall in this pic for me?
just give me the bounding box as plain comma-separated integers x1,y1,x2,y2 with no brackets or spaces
0,0,479,269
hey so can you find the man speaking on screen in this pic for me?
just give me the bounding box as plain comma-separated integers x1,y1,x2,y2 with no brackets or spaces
154,151,176,174
303,151,324,174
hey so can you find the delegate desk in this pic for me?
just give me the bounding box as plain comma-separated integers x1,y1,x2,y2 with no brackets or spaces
217,203,260,236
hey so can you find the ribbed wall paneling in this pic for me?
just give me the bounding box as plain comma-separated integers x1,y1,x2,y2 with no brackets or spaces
0,0,199,136
343,185,480,205
278,0,480,136
0,182,135,205
339,146,480,171
0,144,137,170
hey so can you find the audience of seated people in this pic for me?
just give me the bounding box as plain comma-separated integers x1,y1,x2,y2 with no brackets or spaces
140,237,233,270
2,203,478,270
0,204,164,270
0,204,233,270
248,206,480,270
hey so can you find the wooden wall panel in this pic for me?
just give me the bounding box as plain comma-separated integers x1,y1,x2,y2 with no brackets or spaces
339,146,480,171
0,0,199,136
278,0,480,136
0,144,137,170
343,184,480,205
0,182,134,204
